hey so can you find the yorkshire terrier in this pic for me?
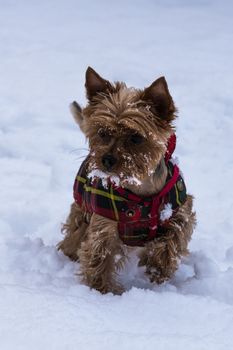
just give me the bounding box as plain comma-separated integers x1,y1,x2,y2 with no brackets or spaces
58,67,196,294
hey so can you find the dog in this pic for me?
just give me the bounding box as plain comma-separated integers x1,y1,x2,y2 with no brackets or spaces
58,67,196,294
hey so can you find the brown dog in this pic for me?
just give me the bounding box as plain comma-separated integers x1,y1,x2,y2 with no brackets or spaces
58,67,196,294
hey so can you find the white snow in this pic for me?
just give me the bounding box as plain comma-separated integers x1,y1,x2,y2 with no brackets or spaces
122,175,142,187
1,0,233,349
88,169,121,187
160,203,173,222
88,169,142,188
88,168,110,188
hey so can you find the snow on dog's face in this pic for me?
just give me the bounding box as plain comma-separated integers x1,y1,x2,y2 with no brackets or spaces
71,67,177,185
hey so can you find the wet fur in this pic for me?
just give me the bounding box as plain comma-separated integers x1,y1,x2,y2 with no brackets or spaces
58,67,196,294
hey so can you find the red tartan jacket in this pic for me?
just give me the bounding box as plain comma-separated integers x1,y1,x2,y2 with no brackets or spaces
73,134,187,246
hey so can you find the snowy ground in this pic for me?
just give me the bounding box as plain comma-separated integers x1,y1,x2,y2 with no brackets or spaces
1,0,233,349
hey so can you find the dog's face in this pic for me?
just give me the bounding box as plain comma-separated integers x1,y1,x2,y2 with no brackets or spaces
72,67,177,185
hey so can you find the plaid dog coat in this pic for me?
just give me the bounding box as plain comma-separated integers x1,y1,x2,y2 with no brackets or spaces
73,134,187,246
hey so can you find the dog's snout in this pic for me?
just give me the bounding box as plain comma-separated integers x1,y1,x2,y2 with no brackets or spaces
102,154,117,171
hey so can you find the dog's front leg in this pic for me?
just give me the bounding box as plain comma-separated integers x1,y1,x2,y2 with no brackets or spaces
139,195,196,284
139,234,180,284
78,213,126,294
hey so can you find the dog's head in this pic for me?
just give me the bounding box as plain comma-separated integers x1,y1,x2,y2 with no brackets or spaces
72,67,177,185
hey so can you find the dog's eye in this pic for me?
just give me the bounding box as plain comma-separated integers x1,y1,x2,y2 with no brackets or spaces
130,134,144,145
98,129,111,142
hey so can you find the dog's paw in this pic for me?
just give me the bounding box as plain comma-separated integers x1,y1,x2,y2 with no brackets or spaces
94,282,125,295
146,267,170,284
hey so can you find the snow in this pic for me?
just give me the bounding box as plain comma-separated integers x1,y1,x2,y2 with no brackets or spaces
160,203,173,221
1,0,233,349
123,175,142,186
88,169,121,188
88,169,142,188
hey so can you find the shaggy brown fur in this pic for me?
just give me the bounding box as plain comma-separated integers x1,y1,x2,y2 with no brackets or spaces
58,67,196,294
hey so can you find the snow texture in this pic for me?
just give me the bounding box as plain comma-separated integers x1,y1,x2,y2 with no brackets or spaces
88,169,121,188
0,0,233,349
88,169,142,188
160,203,173,222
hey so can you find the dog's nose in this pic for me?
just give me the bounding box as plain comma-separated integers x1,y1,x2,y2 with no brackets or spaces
102,154,117,171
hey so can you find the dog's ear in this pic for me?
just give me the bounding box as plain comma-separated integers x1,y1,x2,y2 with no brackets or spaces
143,77,176,121
70,101,85,132
85,67,112,101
